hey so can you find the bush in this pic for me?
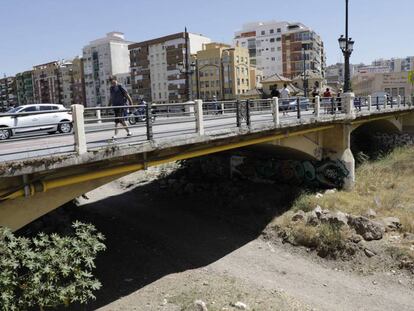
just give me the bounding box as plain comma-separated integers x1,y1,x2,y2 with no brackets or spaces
0,221,106,311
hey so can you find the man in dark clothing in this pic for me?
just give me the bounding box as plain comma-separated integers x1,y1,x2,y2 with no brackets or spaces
109,75,133,139
270,85,280,98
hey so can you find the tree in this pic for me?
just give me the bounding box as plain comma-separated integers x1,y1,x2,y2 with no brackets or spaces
0,221,106,310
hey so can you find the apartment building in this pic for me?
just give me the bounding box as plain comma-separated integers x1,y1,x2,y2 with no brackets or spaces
129,32,211,103
0,76,17,111
83,32,132,106
33,61,62,104
15,70,35,106
234,21,325,79
72,56,86,106
282,27,325,79
193,42,251,100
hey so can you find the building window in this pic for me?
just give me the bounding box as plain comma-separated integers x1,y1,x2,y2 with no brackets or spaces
277,28,281,33
270,29,274,34
261,30,265,35
270,38,275,43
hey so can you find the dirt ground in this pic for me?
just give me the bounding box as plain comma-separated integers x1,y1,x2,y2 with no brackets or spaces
43,167,414,311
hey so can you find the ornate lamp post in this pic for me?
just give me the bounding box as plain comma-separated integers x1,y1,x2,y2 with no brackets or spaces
178,27,197,101
338,0,355,93
338,0,355,92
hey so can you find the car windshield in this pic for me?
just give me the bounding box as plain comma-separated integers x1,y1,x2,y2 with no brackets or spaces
7,107,22,113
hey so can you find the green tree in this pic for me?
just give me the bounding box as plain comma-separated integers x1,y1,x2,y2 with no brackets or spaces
0,221,106,310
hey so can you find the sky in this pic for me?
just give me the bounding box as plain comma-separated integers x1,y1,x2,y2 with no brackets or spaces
1,0,413,77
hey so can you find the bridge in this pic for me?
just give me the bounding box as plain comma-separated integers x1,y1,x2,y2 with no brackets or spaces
1,93,414,231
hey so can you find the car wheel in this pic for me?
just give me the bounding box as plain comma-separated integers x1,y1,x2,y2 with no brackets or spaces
0,127,11,140
58,121,72,134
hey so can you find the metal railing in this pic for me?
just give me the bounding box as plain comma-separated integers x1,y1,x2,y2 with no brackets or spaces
0,94,413,162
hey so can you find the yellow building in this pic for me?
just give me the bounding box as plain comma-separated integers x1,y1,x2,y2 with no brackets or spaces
193,43,251,100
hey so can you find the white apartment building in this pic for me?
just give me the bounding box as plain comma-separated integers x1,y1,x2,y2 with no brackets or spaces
82,32,132,106
129,32,211,103
234,21,325,79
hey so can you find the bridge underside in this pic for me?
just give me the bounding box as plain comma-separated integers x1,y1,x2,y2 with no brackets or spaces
0,112,412,231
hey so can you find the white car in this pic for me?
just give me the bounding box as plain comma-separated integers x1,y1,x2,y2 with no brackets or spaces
0,104,73,140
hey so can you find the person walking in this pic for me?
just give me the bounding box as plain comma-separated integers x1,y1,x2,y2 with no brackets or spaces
109,75,133,140
280,83,290,115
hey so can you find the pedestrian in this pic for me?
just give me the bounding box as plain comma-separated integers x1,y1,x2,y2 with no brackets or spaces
323,88,332,98
270,85,280,98
336,88,343,112
311,86,319,104
109,75,133,140
280,83,290,115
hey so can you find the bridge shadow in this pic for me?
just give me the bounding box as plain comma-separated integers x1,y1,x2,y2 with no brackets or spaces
53,175,302,310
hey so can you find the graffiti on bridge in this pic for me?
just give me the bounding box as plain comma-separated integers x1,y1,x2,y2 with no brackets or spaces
231,156,349,189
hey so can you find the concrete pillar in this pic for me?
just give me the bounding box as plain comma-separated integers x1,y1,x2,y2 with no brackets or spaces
342,92,355,118
397,95,402,108
315,96,320,118
322,124,355,190
96,108,102,124
384,95,387,110
367,95,372,111
271,97,280,126
195,99,204,135
72,104,87,155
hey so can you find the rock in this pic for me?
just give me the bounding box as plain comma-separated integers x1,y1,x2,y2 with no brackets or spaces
364,248,376,258
372,281,378,285
232,302,248,310
193,300,208,311
403,232,414,241
306,211,320,226
329,211,349,227
381,217,401,232
364,209,377,219
349,233,362,243
315,193,323,199
324,189,337,194
348,216,385,241
314,205,323,216
292,210,306,222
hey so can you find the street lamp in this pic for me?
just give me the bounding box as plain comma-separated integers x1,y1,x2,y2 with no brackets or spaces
302,46,308,97
177,60,196,101
338,0,355,92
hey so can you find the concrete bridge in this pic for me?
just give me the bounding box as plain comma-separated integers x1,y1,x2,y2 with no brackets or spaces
1,93,414,231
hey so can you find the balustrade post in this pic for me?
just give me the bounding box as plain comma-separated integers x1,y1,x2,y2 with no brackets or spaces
195,99,204,135
272,97,280,126
96,108,102,124
72,104,87,155
146,102,153,140
367,95,372,111
397,95,402,108
383,95,387,110
315,96,320,118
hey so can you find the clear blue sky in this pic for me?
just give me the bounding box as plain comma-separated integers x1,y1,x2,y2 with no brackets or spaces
1,0,413,76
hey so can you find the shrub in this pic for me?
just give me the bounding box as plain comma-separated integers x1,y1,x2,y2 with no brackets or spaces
0,221,106,311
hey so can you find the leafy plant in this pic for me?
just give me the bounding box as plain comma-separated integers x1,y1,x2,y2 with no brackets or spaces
0,221,106,311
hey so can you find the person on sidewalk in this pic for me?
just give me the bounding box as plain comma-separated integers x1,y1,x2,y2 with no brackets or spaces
280,83,290,115
109,75,133,140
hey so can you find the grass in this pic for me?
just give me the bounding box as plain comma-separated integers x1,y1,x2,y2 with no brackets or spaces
290,147,414,234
